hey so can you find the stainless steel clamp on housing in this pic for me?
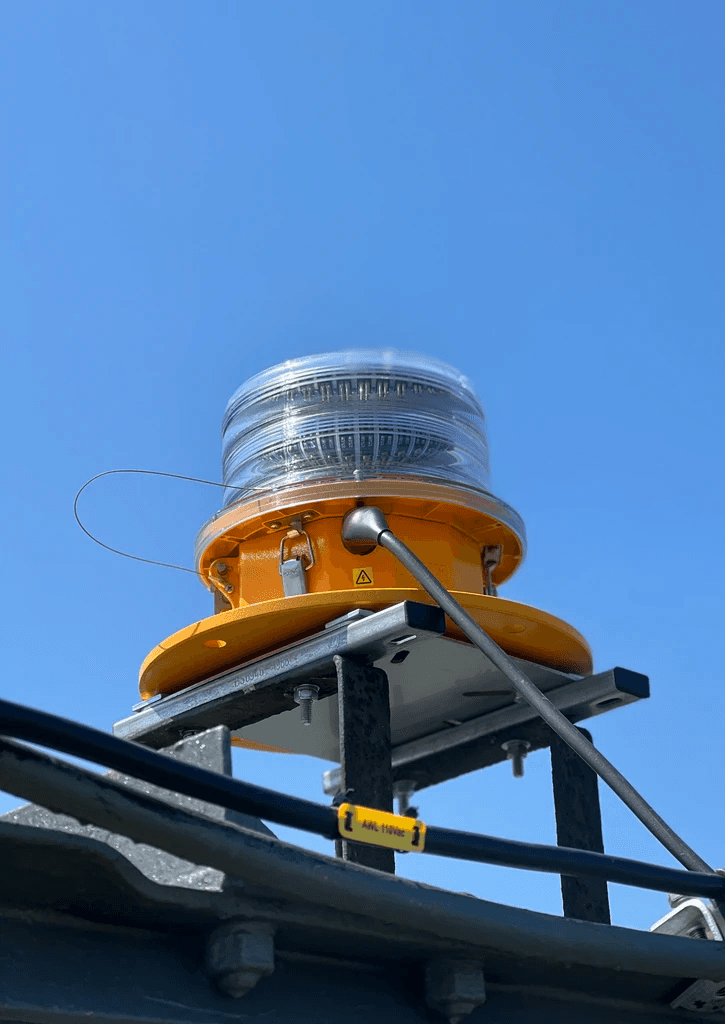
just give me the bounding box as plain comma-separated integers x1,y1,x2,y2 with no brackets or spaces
279,517,316,597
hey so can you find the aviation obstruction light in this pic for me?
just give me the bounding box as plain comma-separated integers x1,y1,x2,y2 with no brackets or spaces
219,350,495,503
139,350,591,754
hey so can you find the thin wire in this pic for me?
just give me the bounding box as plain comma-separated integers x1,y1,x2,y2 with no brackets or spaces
73,468,246,579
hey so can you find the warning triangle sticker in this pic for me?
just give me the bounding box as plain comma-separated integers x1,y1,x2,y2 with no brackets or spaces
354,568,373,586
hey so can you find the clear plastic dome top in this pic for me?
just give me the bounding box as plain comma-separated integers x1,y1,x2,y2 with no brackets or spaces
220,349,492,507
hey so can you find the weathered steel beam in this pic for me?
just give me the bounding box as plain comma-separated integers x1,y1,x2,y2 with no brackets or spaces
334,655,395,873
550,726,611,924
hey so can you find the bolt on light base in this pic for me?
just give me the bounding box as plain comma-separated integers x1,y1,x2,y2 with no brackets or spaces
293,684,320,726
501,739,531,778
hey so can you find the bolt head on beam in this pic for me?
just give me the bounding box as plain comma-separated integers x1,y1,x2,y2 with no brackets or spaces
425,958,486,1024
205,920,275,998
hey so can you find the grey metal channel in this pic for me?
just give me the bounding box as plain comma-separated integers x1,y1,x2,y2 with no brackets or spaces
114,602,446,748
382,665,649,791
231,647,645,769
116,603,649,790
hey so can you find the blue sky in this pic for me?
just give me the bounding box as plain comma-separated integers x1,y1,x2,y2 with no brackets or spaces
1,1,723,931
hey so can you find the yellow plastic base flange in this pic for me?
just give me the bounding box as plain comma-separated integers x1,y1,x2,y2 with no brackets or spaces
139,588,592,700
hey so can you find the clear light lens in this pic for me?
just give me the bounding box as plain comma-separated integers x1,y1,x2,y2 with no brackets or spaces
221,350,492,507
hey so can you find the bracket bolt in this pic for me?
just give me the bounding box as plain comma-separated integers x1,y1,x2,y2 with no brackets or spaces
424,958,486,1024
393,779,419,817
482,544,502,597
205,920,275,998
668,893,688,908
501,739,531,778
293,683,320,726
216,562,229,575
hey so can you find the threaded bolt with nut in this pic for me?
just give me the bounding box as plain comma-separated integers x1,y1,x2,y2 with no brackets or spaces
293,684,320,726
501,739,531,778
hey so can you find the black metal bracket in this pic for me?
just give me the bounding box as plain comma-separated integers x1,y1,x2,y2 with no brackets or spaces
333,656,395,874
550,726,611,924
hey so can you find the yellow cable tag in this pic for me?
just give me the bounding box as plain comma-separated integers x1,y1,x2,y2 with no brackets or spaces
337,802,427,853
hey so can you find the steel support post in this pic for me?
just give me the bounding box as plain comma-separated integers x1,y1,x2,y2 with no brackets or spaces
334,655,395,873
550,726,611,924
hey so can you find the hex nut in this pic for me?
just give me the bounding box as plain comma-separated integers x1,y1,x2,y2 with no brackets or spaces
425,958,486,1024
205,920,275,998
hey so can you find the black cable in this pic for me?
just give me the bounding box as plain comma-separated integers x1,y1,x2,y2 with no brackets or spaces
6,737,725,982
0,698,338,840
423,827,722,898
0,697,722,898
375,527,711,874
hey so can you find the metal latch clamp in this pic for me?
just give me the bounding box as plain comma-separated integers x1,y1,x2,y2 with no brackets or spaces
279,518,315,597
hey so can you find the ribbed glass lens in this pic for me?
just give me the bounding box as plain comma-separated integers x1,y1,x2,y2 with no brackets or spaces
221,350,492,507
